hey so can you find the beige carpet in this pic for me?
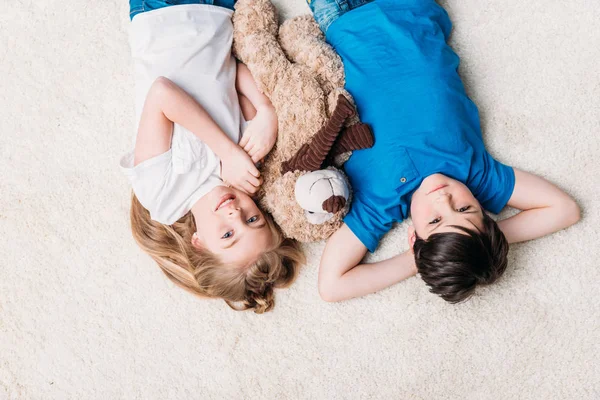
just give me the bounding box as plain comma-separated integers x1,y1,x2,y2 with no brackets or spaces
1,0,599,398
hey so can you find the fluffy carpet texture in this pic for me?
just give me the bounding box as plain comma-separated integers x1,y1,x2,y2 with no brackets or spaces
1,0,599,398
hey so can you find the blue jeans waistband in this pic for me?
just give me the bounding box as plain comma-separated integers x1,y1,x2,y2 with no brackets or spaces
307,0,373,33
130,0,236,20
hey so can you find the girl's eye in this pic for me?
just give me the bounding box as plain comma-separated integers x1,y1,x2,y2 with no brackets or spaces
458,206,471,212
221,231,233,239
429,217,441,225
247,216,259,224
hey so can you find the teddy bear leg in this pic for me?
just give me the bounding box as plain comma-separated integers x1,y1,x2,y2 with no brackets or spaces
278,15,345,96
232,0,293,97
281,94,355,174
331,123,374,156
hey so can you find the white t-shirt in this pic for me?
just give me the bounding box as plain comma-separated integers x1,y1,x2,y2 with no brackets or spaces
120,5,244,225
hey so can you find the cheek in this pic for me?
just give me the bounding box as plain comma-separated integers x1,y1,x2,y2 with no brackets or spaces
195,213,220,238
457,189,478,205
411,197,430,219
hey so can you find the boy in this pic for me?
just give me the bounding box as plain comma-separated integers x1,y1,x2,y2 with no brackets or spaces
308,0,581,302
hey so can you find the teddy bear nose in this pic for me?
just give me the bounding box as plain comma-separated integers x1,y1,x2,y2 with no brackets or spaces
322,195,346,214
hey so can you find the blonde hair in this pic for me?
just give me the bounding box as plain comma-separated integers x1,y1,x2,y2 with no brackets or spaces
130,194,305,313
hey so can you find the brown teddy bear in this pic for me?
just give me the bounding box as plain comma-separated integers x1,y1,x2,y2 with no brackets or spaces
232,0,373,242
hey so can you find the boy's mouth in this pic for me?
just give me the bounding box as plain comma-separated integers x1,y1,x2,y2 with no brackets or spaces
215,194,236,211
427,184,448,195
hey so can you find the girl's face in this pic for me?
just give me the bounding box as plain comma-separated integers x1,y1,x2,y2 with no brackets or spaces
409,174,484,241
191,186,273,266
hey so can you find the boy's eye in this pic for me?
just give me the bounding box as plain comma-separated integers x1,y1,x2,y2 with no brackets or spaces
221,231,233,239
247,216,259,223
457,206,471,212
429,217,441,225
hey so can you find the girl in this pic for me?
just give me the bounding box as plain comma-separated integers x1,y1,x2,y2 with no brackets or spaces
120,0,304,313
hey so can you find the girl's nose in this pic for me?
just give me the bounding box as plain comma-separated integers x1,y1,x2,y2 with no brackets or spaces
227,207,241,216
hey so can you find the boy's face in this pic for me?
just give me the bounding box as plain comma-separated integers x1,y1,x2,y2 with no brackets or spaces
409,174,484,242
191,186,273,266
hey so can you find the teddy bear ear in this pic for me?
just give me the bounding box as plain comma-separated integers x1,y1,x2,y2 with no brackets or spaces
281,95,355,175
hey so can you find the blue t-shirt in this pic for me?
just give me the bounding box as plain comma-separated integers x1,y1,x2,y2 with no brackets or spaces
327,0,515,252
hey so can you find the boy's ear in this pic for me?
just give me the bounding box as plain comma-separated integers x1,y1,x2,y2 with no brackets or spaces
407,226,416,252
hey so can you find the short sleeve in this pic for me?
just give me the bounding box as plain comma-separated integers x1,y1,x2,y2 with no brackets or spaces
120,149,173,220
120,149,220,225
343,193,395,253
468,151,516,214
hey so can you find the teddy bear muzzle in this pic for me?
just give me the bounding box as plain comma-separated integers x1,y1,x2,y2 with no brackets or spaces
294,169,350,224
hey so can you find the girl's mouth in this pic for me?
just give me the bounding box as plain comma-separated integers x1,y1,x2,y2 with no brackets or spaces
215,194,236,211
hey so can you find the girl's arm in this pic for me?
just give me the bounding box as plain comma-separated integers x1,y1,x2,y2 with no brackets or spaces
318,224,417,302
236,62,278,163
235,62,273,111
134,77,260,193
498,168,581,244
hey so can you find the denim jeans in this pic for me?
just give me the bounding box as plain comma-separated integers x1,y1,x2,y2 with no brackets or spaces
130,0,236,20
307,0,373,34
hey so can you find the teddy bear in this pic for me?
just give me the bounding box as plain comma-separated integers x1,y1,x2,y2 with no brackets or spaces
232,0,373,242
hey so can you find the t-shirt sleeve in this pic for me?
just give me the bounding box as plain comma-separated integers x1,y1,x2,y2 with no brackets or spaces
343,193,395,253
468,151,516,214
120,150,173,218
120,149,221,225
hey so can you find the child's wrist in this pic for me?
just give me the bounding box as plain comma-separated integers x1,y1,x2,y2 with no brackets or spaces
213,137,236,159
255,103,276,116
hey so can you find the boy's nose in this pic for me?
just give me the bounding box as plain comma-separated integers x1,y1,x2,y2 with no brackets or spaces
435,193,453,212
436,192,452,203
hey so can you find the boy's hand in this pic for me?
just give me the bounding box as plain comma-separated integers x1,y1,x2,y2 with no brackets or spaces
220,145,262,195
239,105,278,163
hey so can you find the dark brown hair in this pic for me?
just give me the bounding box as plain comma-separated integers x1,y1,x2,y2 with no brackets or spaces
413,212,509,303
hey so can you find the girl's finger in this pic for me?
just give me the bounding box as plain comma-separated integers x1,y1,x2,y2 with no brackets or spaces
247,162,260,178
251,147,266,163
241,181,257,194
246,174,261,188
239,132,251,148
244,141,256,154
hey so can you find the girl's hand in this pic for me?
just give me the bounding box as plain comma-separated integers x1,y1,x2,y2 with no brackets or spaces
220,145,262,195
239,105,278,163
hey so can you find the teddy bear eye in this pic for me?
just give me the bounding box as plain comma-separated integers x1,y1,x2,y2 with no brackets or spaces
308,211,315,214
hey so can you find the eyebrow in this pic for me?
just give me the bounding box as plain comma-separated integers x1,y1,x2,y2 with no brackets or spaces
428,210,480,235
221,219,267,250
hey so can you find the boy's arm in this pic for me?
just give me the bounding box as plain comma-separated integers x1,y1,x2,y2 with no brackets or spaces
498,168,581,244
319,224,417,302
236,62,278,163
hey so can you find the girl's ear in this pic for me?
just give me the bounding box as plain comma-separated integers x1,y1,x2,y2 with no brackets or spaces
191,232,203,250
407,226,417,252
